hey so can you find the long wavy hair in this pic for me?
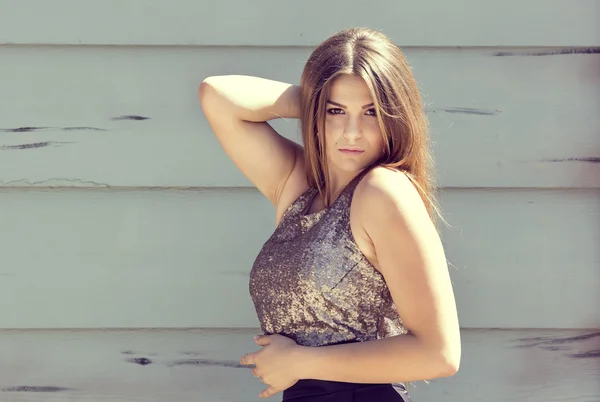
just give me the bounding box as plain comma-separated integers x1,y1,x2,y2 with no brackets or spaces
299,27,440,223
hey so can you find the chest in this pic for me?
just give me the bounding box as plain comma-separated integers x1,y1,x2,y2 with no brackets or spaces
306,191,378,267
254,213,383,295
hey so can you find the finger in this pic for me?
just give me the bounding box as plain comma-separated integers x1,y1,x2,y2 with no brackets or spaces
252,367,266,381
239,353,256,366
260,386,278,399
254,335,271,346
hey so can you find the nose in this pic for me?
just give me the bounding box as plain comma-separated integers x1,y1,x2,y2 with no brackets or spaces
343,118,362,141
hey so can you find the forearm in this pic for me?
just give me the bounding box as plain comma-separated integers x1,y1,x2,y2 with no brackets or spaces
293,334,458,384
200,75,300,122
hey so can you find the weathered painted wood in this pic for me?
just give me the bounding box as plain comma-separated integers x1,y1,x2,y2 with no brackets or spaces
0,188,598,330
1,46,598,189
0,328,597,402
0,0,598,47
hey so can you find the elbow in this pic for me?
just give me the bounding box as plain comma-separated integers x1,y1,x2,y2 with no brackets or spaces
417,337,461,379
198,79,214,107
425,356,459,380
198,78,224,120
435,346,461,378
438,357,460,378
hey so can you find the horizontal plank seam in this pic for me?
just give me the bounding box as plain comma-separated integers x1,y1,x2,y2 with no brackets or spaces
0,327,596,331
1,43,600,51
0,186,598,191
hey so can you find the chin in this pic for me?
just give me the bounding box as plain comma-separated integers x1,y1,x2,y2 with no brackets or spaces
332,158,374,173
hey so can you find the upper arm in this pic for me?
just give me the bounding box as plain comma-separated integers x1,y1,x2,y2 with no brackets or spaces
358,168,460,363
198,81,300,207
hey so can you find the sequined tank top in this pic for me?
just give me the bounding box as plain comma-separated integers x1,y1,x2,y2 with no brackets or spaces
249,169,407,347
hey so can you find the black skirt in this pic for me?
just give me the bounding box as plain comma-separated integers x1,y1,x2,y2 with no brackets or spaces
282,379,411,402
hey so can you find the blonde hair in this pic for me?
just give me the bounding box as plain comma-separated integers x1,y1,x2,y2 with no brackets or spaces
299,27,441,223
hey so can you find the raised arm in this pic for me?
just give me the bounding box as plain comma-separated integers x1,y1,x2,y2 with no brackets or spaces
198,75,303,206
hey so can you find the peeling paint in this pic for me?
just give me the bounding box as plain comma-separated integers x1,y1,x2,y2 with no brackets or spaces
0,141,53,149
515,331,600,347
539,345,571,351
542,157,600,163
180,351,205,356
0,127,51,133
570,350,600,359
0,178,110,187
494,48,600,56
61,127,107,131
127,357,153,366
2,386,75,392
167,358,246,369
513,331,600,362
0,127,106,132
111,115,151,121
0,141,74,150
428,107,501,116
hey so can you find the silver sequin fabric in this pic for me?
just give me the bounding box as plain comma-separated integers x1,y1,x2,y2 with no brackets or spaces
249,170,407,347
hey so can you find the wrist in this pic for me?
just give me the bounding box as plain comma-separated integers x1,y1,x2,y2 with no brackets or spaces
290,344,317,380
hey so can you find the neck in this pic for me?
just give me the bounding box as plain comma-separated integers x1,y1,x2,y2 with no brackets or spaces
325,167,364,203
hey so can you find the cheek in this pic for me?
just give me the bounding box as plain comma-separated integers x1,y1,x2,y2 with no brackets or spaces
365,123,384,150
325,118,343,134
373,131,384,148
324,119,344,147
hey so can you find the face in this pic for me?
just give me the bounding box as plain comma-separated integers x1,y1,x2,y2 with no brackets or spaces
322,74,384,175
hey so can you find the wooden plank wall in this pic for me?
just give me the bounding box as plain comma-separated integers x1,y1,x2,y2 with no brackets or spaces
0,1,599,401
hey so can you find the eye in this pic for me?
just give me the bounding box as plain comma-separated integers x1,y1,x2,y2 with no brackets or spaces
326,108,344,115
366,108,377,116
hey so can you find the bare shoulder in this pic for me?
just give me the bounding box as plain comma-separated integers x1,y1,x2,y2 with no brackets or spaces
350,166,436,271
354,166,429,221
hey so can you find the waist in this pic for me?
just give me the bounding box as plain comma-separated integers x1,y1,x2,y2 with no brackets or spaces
283,379,409,401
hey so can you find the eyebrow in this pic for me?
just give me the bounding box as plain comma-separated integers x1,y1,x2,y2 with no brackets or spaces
327,100,374,109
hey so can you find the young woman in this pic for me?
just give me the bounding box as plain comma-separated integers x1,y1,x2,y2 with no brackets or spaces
198,27,460,402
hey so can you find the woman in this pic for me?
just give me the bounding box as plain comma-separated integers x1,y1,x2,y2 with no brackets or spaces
198,28,460,401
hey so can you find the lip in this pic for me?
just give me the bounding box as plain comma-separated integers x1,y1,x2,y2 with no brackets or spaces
339,148,364,154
